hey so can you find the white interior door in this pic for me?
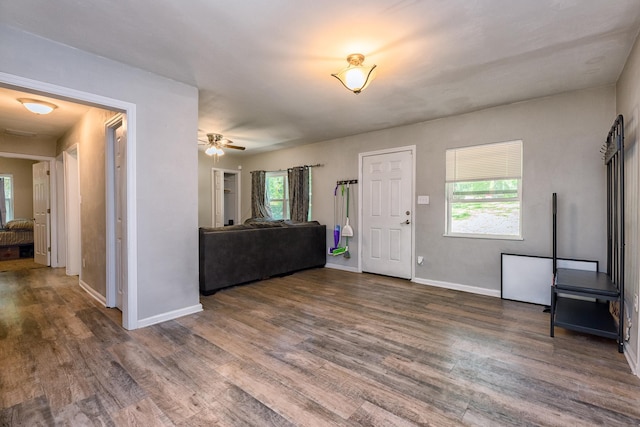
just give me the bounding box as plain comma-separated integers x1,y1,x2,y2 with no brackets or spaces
63,147,81,276
55,154,66,268
33,162,51,266
361,149,413,279
212,169,224,227
114,122,127,311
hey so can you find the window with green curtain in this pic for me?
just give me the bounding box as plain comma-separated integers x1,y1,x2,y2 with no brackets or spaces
266,169,313,221
266,171,289,220
445,140,523,239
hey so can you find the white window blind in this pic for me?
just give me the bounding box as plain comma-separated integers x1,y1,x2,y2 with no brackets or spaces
446,140,522,182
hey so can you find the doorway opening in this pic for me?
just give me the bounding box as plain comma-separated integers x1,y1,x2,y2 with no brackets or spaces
211,168,241,227
0,71,138,329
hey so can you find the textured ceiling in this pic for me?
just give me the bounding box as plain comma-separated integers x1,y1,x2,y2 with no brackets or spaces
0,87,91,139
1,1,640,153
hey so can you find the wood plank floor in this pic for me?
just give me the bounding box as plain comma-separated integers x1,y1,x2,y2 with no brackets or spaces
1,267,639,426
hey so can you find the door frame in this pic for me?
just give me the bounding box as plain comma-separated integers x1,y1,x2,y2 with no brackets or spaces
55,153,66,268
358,145,416,279
105,113,126,310
63,144,81,276
211,167,241,227
0,71,139,330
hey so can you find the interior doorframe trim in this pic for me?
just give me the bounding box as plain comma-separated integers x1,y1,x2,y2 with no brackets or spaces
105,114,124,309
63,143,81,277
0,71,139,330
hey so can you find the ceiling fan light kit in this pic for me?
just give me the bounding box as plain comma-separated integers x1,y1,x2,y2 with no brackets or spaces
332,53,377,94
202,133,245,156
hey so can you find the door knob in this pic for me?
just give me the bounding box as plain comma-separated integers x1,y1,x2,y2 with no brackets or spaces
401,219,410,225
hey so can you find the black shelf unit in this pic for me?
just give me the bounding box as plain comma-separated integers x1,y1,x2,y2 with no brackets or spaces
550,115,625,353
554,298,618,339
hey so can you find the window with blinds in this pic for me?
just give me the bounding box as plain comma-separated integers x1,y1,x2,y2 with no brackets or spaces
445,140,523,239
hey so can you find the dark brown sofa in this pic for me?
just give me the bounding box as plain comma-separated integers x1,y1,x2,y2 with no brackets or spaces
199,220,326,295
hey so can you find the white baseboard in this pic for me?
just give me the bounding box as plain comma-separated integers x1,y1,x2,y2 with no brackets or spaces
412,277,501,298
137,303,203,328
325,263,361,273
79,279,107,305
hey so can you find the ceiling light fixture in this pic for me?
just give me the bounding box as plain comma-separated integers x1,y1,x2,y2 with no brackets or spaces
205,145,225,156
331,53,377,94
202,133,246,157
17,98,58,115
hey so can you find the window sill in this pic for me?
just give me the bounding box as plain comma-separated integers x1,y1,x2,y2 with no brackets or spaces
443,233,523,241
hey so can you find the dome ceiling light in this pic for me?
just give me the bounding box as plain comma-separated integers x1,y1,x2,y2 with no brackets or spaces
17,98,58,115
331,53,377,94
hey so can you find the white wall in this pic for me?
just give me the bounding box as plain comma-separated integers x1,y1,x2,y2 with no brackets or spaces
0,134,57,157
616,30,640,373
240,86,615,292
57,108,116,296
0,24,201,324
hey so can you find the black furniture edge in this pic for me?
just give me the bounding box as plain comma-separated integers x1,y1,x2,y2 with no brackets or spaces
199,220,326,295
550,114,625,353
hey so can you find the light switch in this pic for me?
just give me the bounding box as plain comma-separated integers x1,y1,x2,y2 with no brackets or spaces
417,195,429,205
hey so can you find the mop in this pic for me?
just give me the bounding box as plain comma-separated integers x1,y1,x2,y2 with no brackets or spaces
329,183,346,255
343,183,353,258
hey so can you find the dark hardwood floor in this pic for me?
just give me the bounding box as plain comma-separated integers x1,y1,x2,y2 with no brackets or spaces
1,266,639,426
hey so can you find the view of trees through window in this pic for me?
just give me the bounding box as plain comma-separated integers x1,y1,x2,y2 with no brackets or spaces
449,178,520,236
266,172,288,219
265,171,312,221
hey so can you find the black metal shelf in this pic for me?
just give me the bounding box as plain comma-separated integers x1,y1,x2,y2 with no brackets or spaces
554,297,618,339
555,268,618,298
550,115,624,354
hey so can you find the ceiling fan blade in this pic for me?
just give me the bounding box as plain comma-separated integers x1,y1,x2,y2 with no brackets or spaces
225,144,246,150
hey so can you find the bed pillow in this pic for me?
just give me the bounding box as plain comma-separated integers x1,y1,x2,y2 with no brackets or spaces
5,219,34,230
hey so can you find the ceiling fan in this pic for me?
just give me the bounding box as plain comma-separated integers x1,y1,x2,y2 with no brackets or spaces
199,133,246,156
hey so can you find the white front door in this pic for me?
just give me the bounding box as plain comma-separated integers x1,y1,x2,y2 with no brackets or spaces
361,149,413,279
33,161,51,266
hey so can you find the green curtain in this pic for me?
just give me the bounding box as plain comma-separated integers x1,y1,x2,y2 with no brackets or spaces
287,166,309,222
250,170,272,218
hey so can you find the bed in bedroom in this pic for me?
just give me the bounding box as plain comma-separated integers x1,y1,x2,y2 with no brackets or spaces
0,219,34,260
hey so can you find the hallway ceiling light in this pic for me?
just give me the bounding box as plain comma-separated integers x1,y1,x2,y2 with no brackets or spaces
331,53,377,94
17,98,58,115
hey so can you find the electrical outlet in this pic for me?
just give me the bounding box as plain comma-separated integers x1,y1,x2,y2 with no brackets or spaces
635,294,639,313
82,258,86,268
